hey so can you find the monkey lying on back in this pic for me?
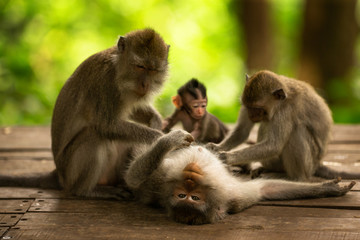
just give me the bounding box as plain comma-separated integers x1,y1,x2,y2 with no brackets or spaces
162,78,228,143
208,70,360,180
125,129,355,225
0,28,170,199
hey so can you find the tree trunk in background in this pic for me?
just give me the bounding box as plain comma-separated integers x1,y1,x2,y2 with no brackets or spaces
234,0,274,72
298,0,359,95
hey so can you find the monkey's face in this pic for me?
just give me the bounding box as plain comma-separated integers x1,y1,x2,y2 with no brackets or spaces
246,106,267,123
174,162,207,204
168,162,211,224
183,93,207,120
117,29,169,98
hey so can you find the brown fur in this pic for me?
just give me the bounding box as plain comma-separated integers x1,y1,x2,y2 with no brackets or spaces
50,28,170,198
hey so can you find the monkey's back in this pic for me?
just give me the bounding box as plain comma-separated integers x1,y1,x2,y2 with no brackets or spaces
51,47,118,162
284,77,333,156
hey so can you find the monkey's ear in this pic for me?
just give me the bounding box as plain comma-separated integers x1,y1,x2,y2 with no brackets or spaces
117,36,126,52
171,95,183,109
245,74,250,83
272,89,286,100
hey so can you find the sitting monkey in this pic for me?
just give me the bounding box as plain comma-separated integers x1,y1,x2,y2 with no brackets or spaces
125,129,355,225
0,28,170,199
208,70,360,180
162,78,228,143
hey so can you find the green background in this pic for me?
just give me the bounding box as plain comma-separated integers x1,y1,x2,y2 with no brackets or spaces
1,0,360,125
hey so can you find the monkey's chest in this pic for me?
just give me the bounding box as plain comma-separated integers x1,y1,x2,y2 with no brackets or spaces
181,118,201,133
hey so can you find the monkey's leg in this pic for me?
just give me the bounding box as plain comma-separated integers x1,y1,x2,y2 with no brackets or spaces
280,128,316,181
125,130,193,188
60,129,130,199
259,178,355,200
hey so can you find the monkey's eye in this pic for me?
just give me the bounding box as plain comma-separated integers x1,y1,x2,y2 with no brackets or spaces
201,104,206,108
178,194,187,199
136,65,146,70
192,104,199,109
191,196,200,201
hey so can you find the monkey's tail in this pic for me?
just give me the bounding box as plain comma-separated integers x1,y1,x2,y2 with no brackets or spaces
314,165,360,179
0,170,61,189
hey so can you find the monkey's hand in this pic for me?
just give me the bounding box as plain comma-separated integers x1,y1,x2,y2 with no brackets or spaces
321,178,356,197
206,142,221,152
164,129,194,150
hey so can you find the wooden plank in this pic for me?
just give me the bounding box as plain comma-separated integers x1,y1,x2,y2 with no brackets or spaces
3,228,360,240
328,143,360,153
0,188,71,199
28,198,133,213
0,214,22,227
2,208,360,240
323,152,360,163
0,160,55,176
0,127,51,150
0,200,33,213
240,205,360,218
0,151,53,160
332,125,360,142
260,191,360,208
0,227,8,238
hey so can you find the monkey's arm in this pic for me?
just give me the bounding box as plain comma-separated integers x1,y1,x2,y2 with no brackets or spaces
259,178,355,200
208,107,254,151
223,110,292,164
130,105,163,130
162,109,182,133
191,121,202,139
125,130,194,189
97,119,163,143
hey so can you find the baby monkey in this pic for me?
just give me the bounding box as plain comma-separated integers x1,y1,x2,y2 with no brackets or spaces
162,78,228,143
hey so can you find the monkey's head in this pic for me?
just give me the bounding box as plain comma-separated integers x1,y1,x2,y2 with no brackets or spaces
172,79,208,120
242,70,287,122
116,28,170,99
166,162,225,225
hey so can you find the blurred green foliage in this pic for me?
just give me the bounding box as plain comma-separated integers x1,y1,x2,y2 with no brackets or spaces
0,0,359,125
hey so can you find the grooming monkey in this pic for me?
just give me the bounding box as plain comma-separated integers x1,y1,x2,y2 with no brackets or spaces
162,78,228,143
207,70,360,180
125,129,355,225
0,29,170,198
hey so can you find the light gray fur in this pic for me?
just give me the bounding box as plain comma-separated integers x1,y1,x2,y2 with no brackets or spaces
125,130,355,224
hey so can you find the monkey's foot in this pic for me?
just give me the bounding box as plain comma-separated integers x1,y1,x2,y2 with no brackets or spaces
322,178,356,196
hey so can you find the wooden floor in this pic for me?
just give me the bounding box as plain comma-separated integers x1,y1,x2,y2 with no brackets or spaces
1,125,360,240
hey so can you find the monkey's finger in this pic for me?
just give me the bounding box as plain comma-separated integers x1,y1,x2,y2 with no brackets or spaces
347,181,356,190
333,177,342,184
185,134,194,143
